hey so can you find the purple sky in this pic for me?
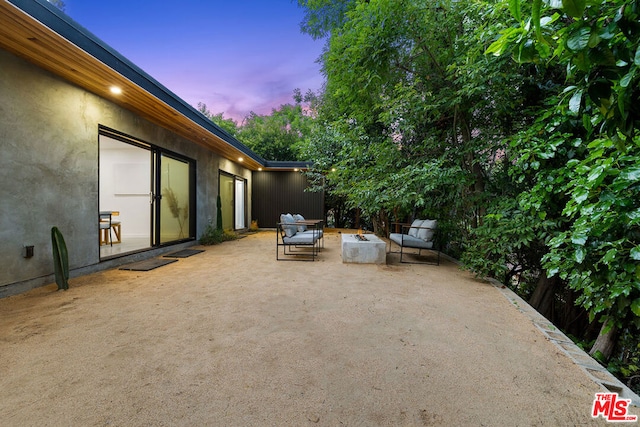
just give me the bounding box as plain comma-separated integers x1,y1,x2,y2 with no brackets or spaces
64,1,325,123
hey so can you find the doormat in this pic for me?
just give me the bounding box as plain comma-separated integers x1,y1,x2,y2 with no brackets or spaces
119,258,178,271
163,249,205,258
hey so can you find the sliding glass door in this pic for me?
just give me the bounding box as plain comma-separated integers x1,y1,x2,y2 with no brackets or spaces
159,154,192,244
99,129,195,259
219,172,247,231
235,178,246,229
219,173,234,231
99,134,152,258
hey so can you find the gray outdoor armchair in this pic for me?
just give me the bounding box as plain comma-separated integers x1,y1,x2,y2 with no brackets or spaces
389,219,440,265
276,213,323,261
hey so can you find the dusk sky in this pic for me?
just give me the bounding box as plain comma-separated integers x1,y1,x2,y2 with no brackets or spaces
63,1,326,123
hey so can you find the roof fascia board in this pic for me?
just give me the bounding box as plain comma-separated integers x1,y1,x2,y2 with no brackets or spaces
263,161,314,171
9,0,265,166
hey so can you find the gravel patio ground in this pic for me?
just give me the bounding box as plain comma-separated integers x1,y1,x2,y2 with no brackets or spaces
1,229,635,426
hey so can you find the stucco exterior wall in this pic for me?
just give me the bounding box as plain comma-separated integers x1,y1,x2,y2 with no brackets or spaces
0,49,247,295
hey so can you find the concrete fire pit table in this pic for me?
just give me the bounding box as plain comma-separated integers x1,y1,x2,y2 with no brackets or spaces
341,233,386,264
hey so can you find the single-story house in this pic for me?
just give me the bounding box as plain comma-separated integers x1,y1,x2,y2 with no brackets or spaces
0,0,323,297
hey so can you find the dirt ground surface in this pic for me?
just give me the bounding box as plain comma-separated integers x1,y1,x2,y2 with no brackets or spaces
1,230,637,426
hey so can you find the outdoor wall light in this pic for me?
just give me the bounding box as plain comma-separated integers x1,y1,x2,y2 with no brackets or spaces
258,167,263,171
294,168,299,172
110,86,122,95
238,157,244,162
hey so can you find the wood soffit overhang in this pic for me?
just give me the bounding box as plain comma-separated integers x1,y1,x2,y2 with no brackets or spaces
0,0,270,170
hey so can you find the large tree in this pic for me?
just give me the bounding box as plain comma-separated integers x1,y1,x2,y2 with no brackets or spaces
198,92,315,162
298,0,538,239
197,103,239,137
238,101,313,161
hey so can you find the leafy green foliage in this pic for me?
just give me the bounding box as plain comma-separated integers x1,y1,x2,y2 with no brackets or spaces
487,0,640,379
606,328,640,394
199,223,237,245
238,103,311,161
543,137,640,327
298,0,534,238
198,93,316,162
461,197,554,290
197,103,239,137
487,0,639,141
296,0,358,40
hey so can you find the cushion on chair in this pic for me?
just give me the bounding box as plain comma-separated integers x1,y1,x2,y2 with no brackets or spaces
293,214,307,232
408,219,424,237
298,229,323,239
417,219,437,241
283,233,318,245
390,233,434,249
280,213,297,237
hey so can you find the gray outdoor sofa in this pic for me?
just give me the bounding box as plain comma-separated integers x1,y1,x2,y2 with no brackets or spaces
389,219,440,265
276,213,324,261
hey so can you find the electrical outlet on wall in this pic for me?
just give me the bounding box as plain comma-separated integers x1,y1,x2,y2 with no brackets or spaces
23,245,34,258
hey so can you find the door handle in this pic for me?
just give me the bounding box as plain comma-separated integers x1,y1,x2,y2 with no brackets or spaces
150,192,163,204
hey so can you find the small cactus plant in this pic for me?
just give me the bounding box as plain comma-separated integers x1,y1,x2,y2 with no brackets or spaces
51,226,69,290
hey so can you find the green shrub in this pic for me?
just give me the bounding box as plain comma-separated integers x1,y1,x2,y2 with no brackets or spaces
199,224,238,245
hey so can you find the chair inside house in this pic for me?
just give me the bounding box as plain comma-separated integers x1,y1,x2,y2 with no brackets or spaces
99,211,121,246
99,212,112,246
109,211,121,243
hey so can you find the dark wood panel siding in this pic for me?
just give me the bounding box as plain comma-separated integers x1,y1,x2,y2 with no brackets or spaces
252,171,324,228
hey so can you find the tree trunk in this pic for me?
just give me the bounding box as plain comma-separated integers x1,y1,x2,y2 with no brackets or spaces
459,113,485,228
558,287,591,339
370,209,385,236
589,319,618,361
528,272,558,321
472,161,486,224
